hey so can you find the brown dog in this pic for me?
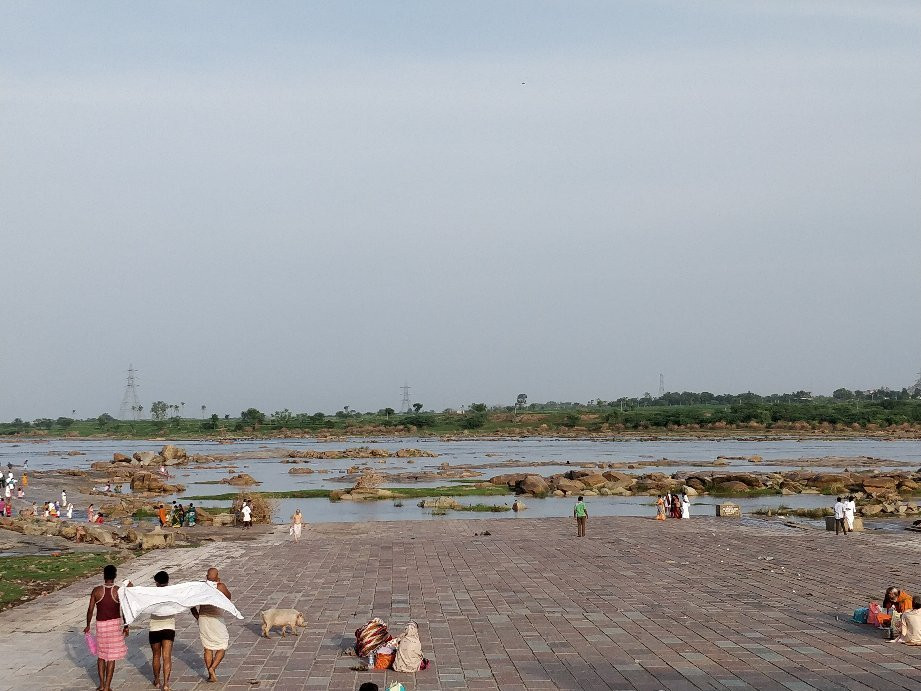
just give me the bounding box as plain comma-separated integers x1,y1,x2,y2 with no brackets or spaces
260,608,305,638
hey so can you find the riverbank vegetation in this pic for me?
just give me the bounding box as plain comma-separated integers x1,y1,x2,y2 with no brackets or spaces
0,551,129,610
4,388,921,439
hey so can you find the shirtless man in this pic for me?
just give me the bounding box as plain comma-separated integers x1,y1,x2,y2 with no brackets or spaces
191,568,232,682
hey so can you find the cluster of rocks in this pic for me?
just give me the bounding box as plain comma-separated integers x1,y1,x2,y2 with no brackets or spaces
0,516,176,550
128,471,185,496
329,469,398,501
283,447,438,461
92,445,191,470
490,468,921,510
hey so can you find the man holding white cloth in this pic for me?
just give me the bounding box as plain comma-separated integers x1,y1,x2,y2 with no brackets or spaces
120,568,241,684
191,568,233,683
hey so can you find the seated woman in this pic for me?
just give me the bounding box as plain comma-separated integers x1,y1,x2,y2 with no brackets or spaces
898,596,921,645
877,587,913,627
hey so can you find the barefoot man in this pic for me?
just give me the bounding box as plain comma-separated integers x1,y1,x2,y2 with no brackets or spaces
84,564,128,691
191,568,232,682
149,570,175,691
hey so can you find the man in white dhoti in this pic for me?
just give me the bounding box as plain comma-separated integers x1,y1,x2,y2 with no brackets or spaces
844,494,856,531
191,568,232,683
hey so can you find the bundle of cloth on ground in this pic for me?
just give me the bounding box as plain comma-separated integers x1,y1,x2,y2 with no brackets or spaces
354,618,429,672
119,580,244,626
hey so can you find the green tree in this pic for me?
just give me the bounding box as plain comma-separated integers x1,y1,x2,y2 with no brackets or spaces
56,417,75,429
460,412,487,429
272,409,293,425
383,408,395,417
516,393,528,410
469,403,488,413
412,402,423,413
832,388,853,400
150,401,169,421
240,408,266,424
97,413,115,427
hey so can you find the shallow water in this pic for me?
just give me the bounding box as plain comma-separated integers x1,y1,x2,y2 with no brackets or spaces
5,436,920,523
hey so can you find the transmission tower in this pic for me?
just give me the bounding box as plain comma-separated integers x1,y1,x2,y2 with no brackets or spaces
658,373,665,397
400,382,411,413
118,365,141,420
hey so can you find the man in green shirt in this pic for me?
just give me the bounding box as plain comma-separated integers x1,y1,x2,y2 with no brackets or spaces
574,496,588,537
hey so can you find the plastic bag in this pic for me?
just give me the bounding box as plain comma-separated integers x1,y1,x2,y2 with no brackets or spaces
85,632,98,656
852,607,869,624
387,683,406,691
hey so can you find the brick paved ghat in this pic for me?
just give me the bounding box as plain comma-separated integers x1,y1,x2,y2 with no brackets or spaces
2,516,921,690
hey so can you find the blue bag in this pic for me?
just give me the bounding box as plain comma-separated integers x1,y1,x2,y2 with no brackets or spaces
853,607,869,624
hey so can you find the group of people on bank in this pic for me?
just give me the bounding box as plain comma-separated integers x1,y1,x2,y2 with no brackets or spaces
655,491,690,520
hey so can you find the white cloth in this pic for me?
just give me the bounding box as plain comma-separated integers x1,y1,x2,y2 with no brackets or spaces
834,501,845,519
844,500,856,529
120,581,243,626
681,499,690,519
392,622,423,673
242,506,252,521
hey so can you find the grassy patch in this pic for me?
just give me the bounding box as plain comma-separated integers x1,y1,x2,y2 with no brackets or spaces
0,552,129,610
457,503,511,512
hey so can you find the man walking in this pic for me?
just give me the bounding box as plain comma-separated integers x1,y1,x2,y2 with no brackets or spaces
574,496,588,537
834,496,849,535
84,564,128,691
241,500,252,529
148,571,175,691
191,568,232,682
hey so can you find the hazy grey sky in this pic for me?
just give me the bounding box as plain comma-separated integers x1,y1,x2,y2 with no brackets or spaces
2,1,919,420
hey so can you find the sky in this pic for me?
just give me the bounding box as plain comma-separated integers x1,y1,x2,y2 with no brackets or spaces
1,0,920,420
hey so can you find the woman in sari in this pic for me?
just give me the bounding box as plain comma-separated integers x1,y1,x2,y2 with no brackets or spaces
671,494,681,519
655,496,666,521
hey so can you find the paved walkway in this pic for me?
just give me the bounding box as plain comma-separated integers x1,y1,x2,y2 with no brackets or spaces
2,516,921,690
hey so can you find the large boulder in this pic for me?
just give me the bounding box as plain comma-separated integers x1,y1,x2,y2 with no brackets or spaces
517,475,550,496
140,527,176,550
221,473,259,487
160,445,187,461
577,473,607,489
714,480,750,494
602,471,636,488
133,451,162,466
861,504,884,516
711,474,763,488
212,513,236,527
84,525,117,546
112,453,132,463
489,473,533,487
550,476,585,495
129,472,184,495
863,476,900,497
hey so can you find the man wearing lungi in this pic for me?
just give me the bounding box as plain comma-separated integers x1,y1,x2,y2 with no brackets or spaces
191,567,232,683
84,564,128,691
